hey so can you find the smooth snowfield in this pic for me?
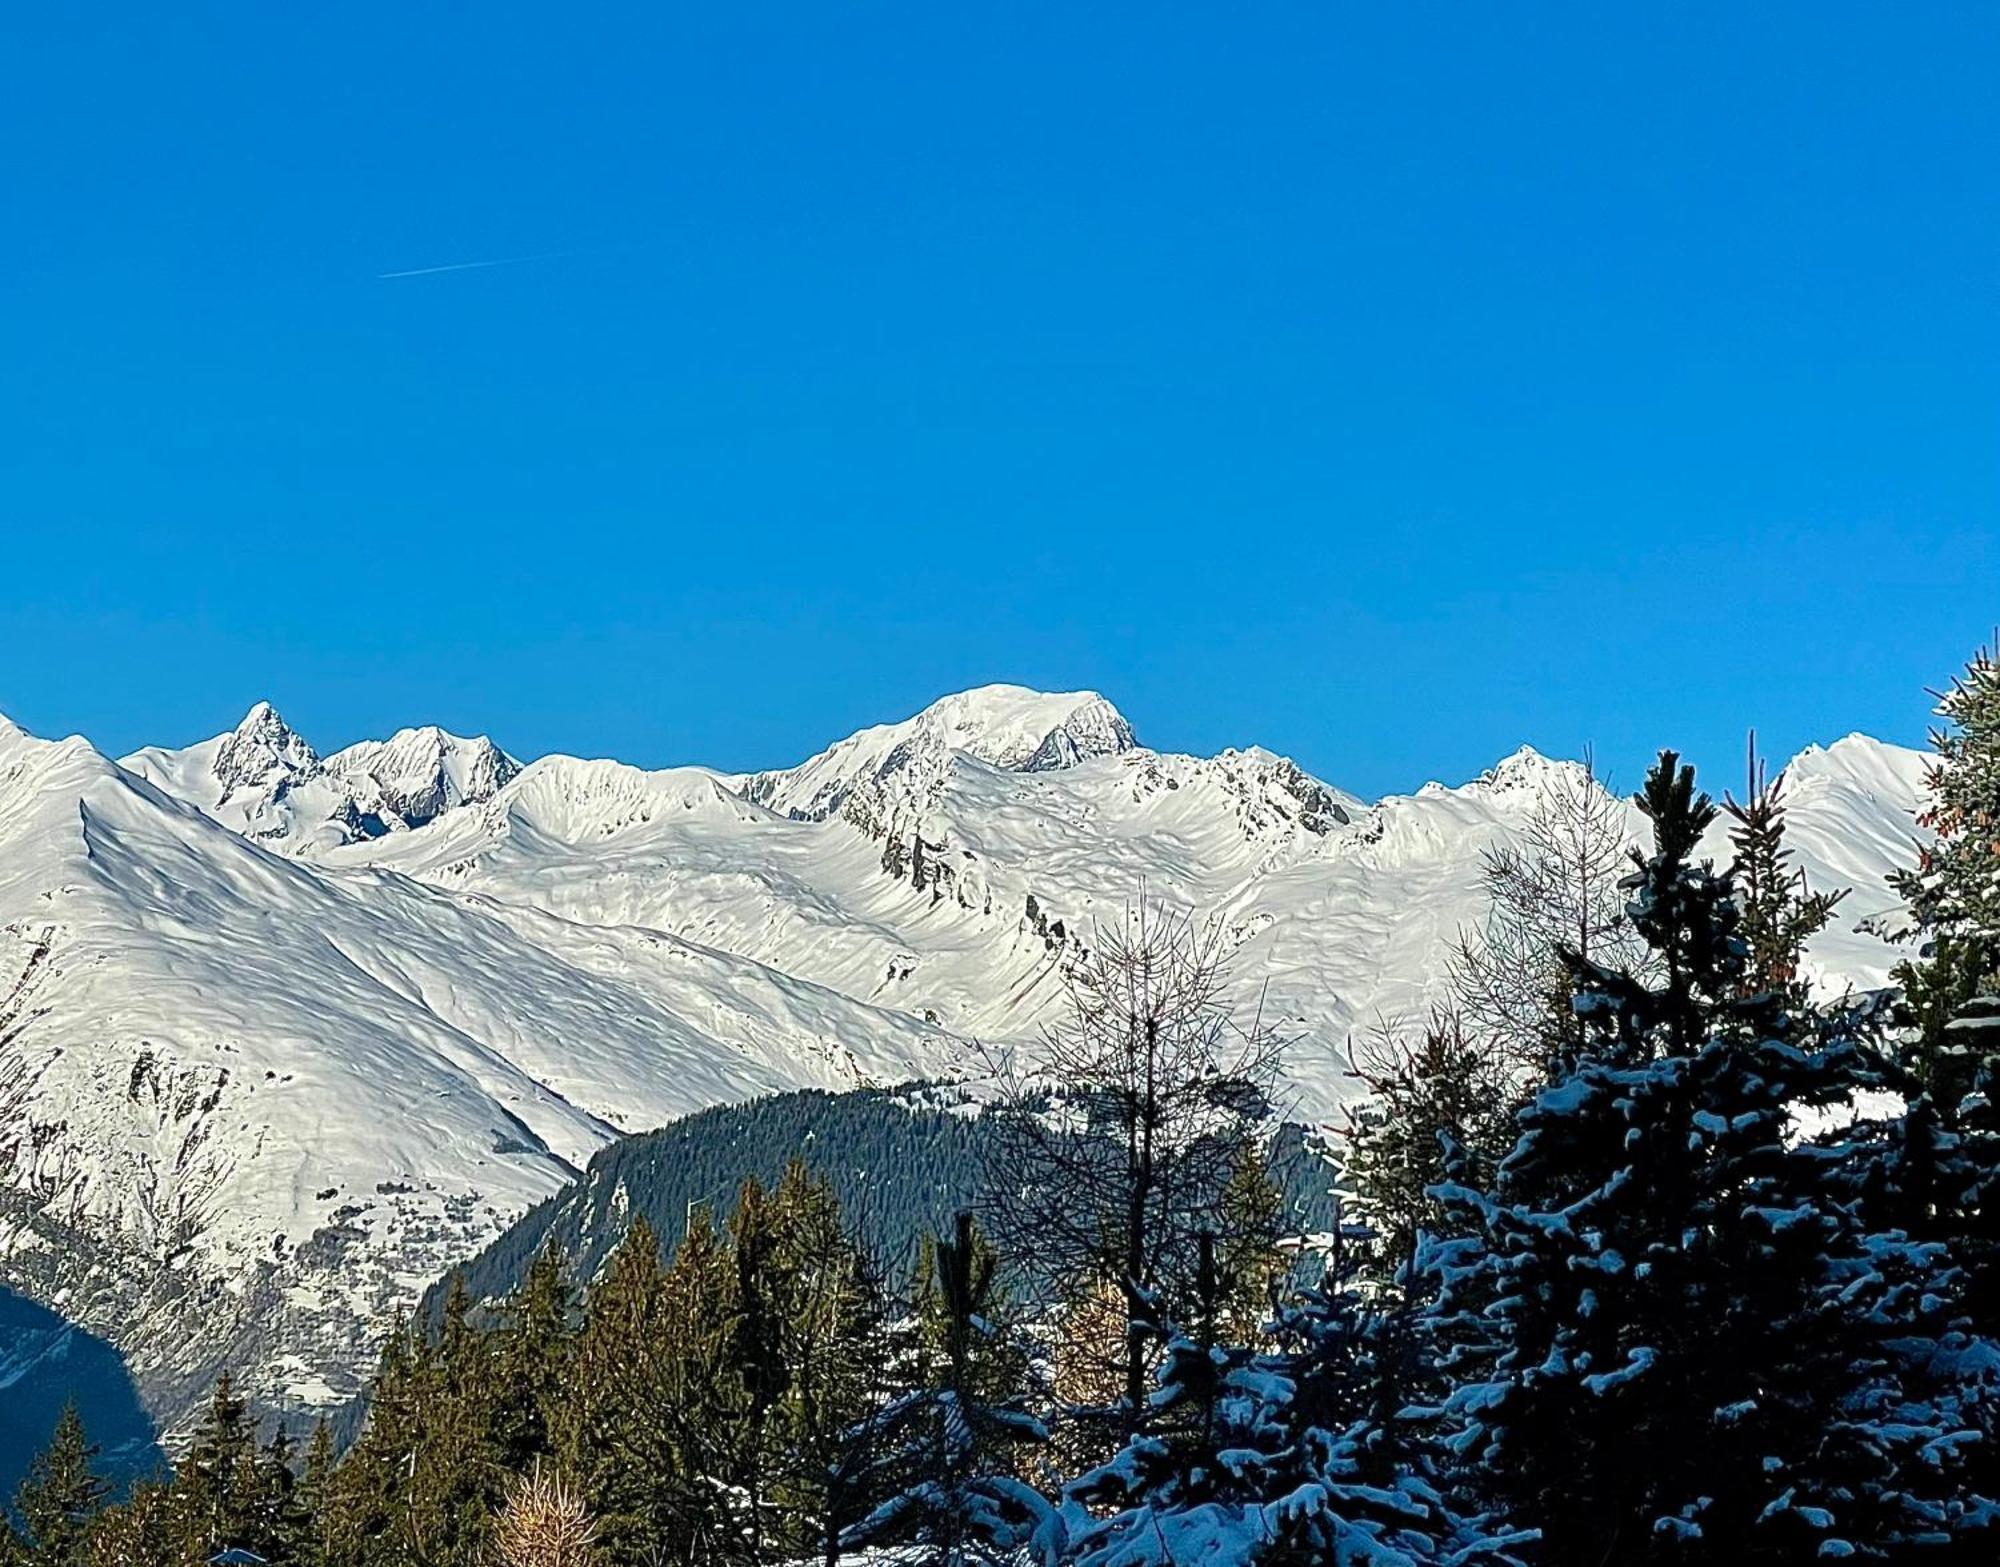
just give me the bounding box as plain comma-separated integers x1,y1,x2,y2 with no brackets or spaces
0,686,1928,1440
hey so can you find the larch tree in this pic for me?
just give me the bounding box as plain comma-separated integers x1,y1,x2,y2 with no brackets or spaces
980,900,1286,1446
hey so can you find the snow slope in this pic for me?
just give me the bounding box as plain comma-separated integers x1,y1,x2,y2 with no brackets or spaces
0,715,963,1438
0,687,1929,1444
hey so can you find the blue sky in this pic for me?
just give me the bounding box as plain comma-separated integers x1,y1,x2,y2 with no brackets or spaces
3,5,1993,799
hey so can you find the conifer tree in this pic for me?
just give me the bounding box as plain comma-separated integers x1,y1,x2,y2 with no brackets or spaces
1449,749,1641,1081
321,1317,433,1567
402,1275,505,1567
560,1218,673,1566
1723,734,1844,1001
1891,643,2000,1092
293,1425,336,1567
1426,750,1990,1563
494,1241,572,1473
982,902,1284,1445
1338,1008,1513,1289
14,1404,110,1567
83,1478,173,1567
765,1159,889,1561
841,1213,1046,1567
726,1177,789,1563
176,1374,260,1562
649,1206,749,1566
1063,1225,1529,1567
251,1428,311,1566
1212,1142,1285,1343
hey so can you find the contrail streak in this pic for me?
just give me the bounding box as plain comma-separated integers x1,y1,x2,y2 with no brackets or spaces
376,251,567,280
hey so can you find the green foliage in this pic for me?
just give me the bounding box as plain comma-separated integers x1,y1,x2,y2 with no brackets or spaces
1338,1010,1514,1287
1428,751,1981,1563
174,1375,261,1564
1723,737,1845,1002
13,1406,109,1567
1892,644,2000,1089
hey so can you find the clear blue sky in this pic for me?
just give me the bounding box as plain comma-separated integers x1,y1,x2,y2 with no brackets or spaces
3,5,1994,798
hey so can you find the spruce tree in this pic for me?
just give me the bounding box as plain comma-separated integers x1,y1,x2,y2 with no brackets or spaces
1723,735,1843,1001
1891,643,2000,1094
1427,750,1990,1563
841,1212,1045,1567
651,1207,749,1566
726,1177,789,1563
494,1241,573,1473
399,1275,504,1567
293,1426,336,1567
83,1478,174,1567
1063,1225,1528,1567
765,1159,889,1561
561,1218,671,1567
14,1404,110,1567
176,1374,260,1561
251,1428,310,1566
1339,1009,1513,1290
1212,1142,1285,1343
321,1317,427,1567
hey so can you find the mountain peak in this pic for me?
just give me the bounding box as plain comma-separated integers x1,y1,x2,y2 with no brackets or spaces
745,684,1136,822
213,702,320,795
907,685,1135,771
329,726,522,828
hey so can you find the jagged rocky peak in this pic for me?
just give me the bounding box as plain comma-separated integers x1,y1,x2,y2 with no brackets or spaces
328,726,522,829
211,702,322,797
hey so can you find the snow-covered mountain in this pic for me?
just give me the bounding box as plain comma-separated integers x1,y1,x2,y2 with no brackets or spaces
122,703,523,852
0,685,1929,1445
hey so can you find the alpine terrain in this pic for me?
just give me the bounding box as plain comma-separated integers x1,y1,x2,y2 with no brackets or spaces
0,685,1928,1446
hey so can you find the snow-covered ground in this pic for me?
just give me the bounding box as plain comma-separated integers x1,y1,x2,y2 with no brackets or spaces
0,685,1927,1439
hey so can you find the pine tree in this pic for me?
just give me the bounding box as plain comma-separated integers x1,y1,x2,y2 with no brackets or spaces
1891,643,2000,1094
841,1213,1047,1567
1723,734,1844,1002
176,1374,260,1562
1062,1225,1529,1567
1426,750,1991,1563
14,1404,111,1567
493,1241,573,1473
1338,1008,1513,1289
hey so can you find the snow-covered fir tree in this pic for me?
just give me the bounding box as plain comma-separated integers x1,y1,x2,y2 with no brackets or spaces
1051,1222,1532,1567
1425,751,1998,1564
840,1213,1048,1567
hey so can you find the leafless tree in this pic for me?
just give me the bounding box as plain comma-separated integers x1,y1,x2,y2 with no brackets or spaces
1448,750,1645,1082
978,899,1287,1444
494,1464,600,1567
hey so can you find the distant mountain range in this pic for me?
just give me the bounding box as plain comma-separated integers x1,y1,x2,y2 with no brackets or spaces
0,684,1928,1447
